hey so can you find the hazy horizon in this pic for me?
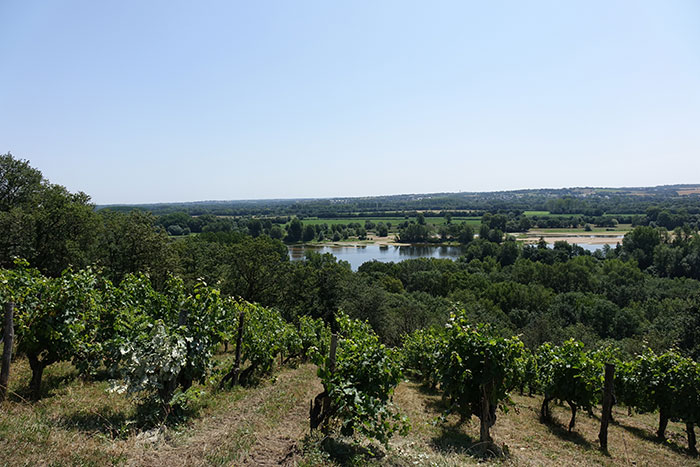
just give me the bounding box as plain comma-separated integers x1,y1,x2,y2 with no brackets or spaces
95,182,700,207
2,1,699,204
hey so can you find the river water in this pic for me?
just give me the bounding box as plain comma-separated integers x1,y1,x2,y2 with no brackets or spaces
288,242,613,271
288,245,465,270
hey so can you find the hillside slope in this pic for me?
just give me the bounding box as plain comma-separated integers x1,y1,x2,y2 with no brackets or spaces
1,359,698,466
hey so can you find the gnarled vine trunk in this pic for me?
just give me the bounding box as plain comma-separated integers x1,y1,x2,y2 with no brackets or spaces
687,422,697,456
309,334,337,434
540,394,552,422
219,311,245,388
479,384,496,444
657,407,669,440
27,353,46,401
0,302,14,402
568,401,577,432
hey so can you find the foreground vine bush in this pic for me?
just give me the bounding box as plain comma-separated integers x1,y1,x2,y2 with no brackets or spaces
280,315,330,364
537,339,601,431
238,302,289,383
113,278,228,417
314,312,408,446
438,310,524,452
616,348,700,453
401,327,445,389
4,263,108,399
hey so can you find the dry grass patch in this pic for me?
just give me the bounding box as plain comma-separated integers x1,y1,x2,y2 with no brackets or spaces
0,358,321,467
677,188,700,195
386,381,699,466
0,359,132,466
128,363,321,466
3,361,699,467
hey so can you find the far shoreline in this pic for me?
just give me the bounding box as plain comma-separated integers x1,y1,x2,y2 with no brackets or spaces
286,231,625,249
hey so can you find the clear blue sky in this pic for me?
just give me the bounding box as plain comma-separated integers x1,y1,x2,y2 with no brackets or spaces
1,1,699,204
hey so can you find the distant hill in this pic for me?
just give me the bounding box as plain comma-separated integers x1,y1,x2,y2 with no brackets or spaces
97,184,700,218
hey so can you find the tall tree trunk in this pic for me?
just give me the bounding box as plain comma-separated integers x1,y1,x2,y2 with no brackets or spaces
0,302,14,402
568,401,577,432
27,354,45,401
687,422,697,456
657,407,669,440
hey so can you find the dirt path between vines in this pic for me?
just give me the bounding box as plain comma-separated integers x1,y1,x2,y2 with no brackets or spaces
128,363,322,466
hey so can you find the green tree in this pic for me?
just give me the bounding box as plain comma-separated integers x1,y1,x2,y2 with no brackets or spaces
0,153,44,211
248,218,263,237
0,155,100,275
286,217,303,243
302,224,316,242
269,224,284,239
223,236,289,304
622,226,661,269
97,210,175,287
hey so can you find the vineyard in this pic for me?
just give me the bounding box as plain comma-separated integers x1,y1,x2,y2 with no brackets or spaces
1,263,699,465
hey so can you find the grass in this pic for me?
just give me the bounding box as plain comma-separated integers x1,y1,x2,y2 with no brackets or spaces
523,210,550,216
523,211,587,218
299,381,697,466
530,225,631,235
298,216,481,228
2,359,698,466
299,217,407,227
0,359,132,465
0,355,319,466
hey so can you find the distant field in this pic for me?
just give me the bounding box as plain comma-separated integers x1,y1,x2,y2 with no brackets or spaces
299,216,481,227
299,217,406,226
530,224,631,234
523,211,587,218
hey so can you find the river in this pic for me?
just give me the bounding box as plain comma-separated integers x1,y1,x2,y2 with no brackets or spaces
288,241,614,271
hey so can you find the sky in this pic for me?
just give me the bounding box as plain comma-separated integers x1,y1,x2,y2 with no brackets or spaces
1,1,699,204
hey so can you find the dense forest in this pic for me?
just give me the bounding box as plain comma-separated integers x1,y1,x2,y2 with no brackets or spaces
102,183,700,221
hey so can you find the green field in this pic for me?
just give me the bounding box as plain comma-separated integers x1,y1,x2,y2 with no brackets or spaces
298,216,481,227
530,224,632,234
523,211,585,218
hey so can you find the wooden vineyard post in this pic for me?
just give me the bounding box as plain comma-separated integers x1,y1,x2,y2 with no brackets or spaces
232,311,245,386
598,363,615,452
329,333,338,372
0,302,14,402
